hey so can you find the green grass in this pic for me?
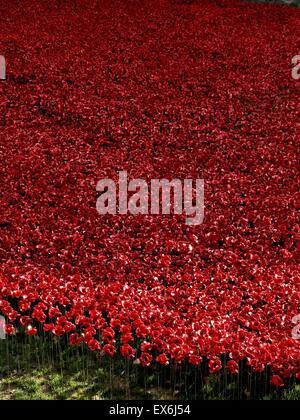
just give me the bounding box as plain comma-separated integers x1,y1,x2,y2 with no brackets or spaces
0,335,174,400
0,335,299,400
0,368,124,400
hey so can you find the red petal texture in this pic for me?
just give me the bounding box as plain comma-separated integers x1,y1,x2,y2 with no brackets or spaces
0,0,299,377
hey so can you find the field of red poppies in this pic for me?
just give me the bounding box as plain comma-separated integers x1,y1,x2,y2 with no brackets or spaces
0,0,299,391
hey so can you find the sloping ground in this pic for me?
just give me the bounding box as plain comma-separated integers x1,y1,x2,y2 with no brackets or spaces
0,0,299,383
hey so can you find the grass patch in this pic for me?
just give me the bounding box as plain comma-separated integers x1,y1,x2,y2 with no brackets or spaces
0,336,299,400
